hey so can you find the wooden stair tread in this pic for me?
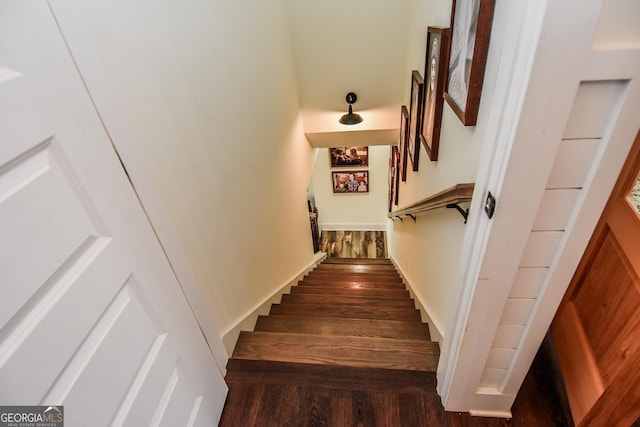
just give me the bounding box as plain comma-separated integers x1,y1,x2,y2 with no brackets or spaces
308,271,401,279
232,331,439,372
254,315,431,340
290,285,410,299
299,279,405,289
224,359,436,394
269,302,421,321
280,293,415,308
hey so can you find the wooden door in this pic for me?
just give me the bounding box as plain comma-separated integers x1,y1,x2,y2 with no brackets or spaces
552,130,640,426
0,2,227,425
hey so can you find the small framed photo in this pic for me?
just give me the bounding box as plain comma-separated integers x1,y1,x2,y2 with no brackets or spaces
421,26,451,161
332,171,369,193
444,0,496,126
328,146,369,167
398,105,409,181
389,146,399,212
408,70,424,171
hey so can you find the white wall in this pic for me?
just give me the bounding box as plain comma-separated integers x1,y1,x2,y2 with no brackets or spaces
387,0,490,337
286,0,411,136
62,0,317,359
312,145,390,230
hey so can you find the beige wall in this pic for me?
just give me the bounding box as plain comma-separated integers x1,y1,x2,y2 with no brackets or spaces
69,0,316,356
311,145,390,230
387,0,501,336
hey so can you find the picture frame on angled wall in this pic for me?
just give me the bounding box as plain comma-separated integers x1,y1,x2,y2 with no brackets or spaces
421,26,451,161
443,0,496,126
398,105,409,181
408,70,424,171
332,170,369,193
328,146,368,167
388,145,399,212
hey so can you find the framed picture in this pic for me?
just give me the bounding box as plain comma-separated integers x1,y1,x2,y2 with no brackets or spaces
398,105,409,181
332,171,369,193
408,70,424,171
421,26,451,161
388,146,399,212
328,146,369,167
443,0,496,126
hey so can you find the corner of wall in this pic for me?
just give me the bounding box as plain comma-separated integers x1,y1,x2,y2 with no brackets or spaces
220,251,327,356
390,256,444,342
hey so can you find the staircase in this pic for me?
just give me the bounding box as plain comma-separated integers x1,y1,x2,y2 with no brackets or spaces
220,258,568,425
225,256,439,380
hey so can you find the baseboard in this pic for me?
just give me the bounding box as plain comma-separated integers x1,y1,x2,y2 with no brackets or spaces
319,223,387,231
221,252,327,357
469,409,513,418
389,257,444,343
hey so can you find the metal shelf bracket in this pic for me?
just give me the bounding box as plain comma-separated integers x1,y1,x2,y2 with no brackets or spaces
446,203,469,224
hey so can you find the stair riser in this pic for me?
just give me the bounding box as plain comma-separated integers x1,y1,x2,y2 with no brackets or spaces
308,271,400,278
322,258,393,264
270,304,421,321
280,294,415,308
299,279,405,289
224,359,437,394
313,264,398,274
254,315,431,340
232,331,439,372
290,286,410,299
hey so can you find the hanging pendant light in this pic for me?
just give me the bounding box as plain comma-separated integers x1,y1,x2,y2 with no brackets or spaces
339,92,363,125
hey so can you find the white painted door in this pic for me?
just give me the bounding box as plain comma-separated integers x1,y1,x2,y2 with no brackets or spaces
0,2,227,426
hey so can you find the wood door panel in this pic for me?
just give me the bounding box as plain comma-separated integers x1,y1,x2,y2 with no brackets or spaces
572,230,640,386
554,303,603,423
581,361,640,427
552,130,640,426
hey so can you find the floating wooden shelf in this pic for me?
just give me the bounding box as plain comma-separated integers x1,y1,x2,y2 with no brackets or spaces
388,183,475,223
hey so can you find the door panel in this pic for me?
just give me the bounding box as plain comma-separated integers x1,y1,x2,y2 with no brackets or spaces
0,2,226,425
552,131,640,426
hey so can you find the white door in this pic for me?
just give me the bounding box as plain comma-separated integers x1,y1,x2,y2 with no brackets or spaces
0,2,227,426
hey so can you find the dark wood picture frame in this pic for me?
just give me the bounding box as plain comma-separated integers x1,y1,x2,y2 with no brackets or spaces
398,105,409,181
421,26,451,161
328,146,369,167
443,0,496,126
388,145,399,212
332,171,369,193
408,70,424,171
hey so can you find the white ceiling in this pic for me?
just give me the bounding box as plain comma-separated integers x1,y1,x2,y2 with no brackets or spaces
285,0,412,147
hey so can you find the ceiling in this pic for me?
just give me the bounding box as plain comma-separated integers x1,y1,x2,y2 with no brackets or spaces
285,0,412,147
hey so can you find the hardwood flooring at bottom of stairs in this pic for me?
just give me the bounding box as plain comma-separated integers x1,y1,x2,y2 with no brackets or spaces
219,360,568,427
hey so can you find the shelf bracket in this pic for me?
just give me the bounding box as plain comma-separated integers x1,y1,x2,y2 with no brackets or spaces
395,215,403,222
407,214,416,223
446,203,469,224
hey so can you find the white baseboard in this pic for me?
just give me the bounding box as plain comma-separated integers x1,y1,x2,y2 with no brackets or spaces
319,223,387,231
221,252,327,357
390,257,444,343
469,409,513,419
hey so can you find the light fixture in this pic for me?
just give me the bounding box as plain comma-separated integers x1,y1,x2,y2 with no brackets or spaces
339,92,363,125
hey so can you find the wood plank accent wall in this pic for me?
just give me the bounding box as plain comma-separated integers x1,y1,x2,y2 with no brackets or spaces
478,81,628,390
319,230,387,258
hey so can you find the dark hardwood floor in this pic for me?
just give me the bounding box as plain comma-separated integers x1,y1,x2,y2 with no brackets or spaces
219,258,570,426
